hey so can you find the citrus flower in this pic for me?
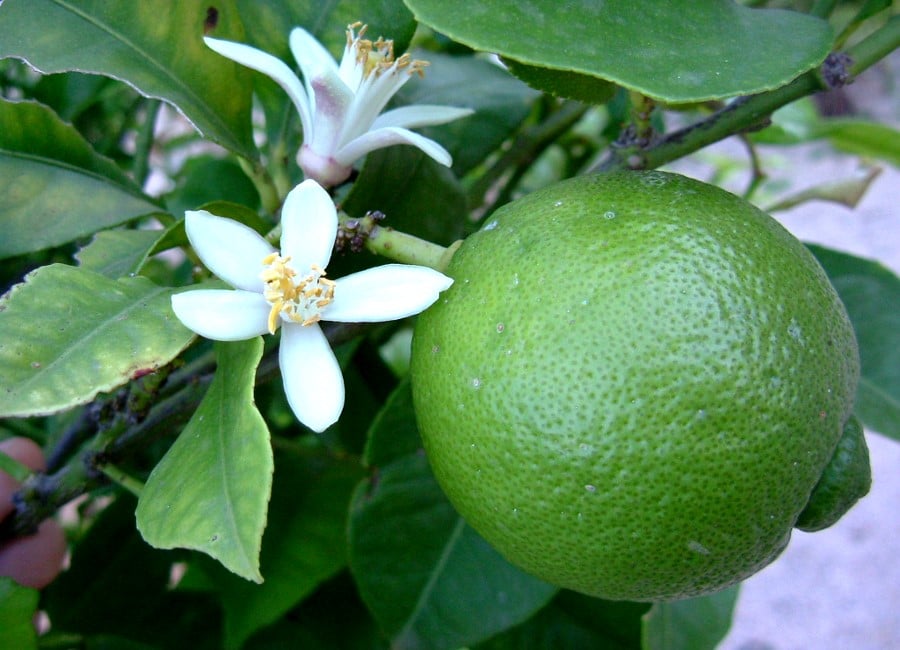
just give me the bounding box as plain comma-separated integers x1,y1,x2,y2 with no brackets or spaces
171,179,453,432
204,22,473,187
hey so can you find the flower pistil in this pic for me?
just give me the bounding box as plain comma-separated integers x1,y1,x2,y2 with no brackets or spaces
261,254,336,332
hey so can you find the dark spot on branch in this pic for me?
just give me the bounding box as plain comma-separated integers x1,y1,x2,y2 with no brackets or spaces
822,52,853,89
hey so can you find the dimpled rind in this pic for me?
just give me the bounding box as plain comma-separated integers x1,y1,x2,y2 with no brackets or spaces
410,171,860,601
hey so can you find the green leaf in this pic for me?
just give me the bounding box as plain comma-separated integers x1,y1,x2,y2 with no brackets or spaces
811,120,900,167
757,100,900,166
203,449,363,650
0,264,196,418
136,339,273,583
476,591,650,650
0,0,256,158
350,383,556,648
503,59,617,105
236,0,417,56
43,495,223,649
403,0,833,103
811,246,900,440
342,147,468,246
164,156,260,216
362,379,422,468
0,99,161,258
350,453,557,648
395,51,541,176
641,585,739,650
76,229,168,279
0,579,38,650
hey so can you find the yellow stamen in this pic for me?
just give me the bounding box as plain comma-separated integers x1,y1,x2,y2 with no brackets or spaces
347,21,429,78
261,256,335,334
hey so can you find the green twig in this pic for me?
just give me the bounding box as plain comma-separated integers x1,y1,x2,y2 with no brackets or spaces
336,211,454,271
593,16,900,173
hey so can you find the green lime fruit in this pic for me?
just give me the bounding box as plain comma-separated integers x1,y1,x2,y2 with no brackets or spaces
410,171,861,601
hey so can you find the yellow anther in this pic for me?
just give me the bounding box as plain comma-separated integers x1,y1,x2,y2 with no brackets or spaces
260,255,336,333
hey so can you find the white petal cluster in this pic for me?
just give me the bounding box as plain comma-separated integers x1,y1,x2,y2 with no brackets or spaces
205,23,473,187
172,180,453,432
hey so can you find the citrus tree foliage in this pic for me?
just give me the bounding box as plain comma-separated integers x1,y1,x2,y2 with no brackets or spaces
0,1,898,649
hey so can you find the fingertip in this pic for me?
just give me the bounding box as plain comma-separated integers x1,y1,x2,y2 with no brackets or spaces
0,437,47,473
0,519,67,589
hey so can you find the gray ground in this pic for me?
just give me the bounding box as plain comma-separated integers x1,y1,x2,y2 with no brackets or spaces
670,55,898,650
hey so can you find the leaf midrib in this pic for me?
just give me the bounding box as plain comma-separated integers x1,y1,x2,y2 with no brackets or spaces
50,0,247,153
394,516,466,644
1,274,176,415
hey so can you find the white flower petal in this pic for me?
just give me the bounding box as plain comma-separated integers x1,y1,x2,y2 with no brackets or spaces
326,264,453,323
373,105,474,130
337,41,363,91
171,290,270,340
307,75,353,159
279,179,338,268
279,323,344,432
338,70,410,144
289,27,342,100
185,211,275,292
336,127,453,167
204,36,312,137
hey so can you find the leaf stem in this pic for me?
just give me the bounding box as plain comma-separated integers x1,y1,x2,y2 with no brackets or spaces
98,463,144,497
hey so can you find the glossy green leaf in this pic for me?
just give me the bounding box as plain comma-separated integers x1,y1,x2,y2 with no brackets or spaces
76,230,168,279
0,99,160,258
350,453,557,648
0,264,196,418
503,59,617,105
204,449,363,650
403,0,833,102
641,585,739,650
811,245,900,440
0,0,256,158
395,51,540,176
235,0,416,57
362,379,421,468
43,495,223,649
476,591,650,650
0,579,38,650
164,156,260,217
350,382,556,648
342,147,468,246
136,339,273,583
